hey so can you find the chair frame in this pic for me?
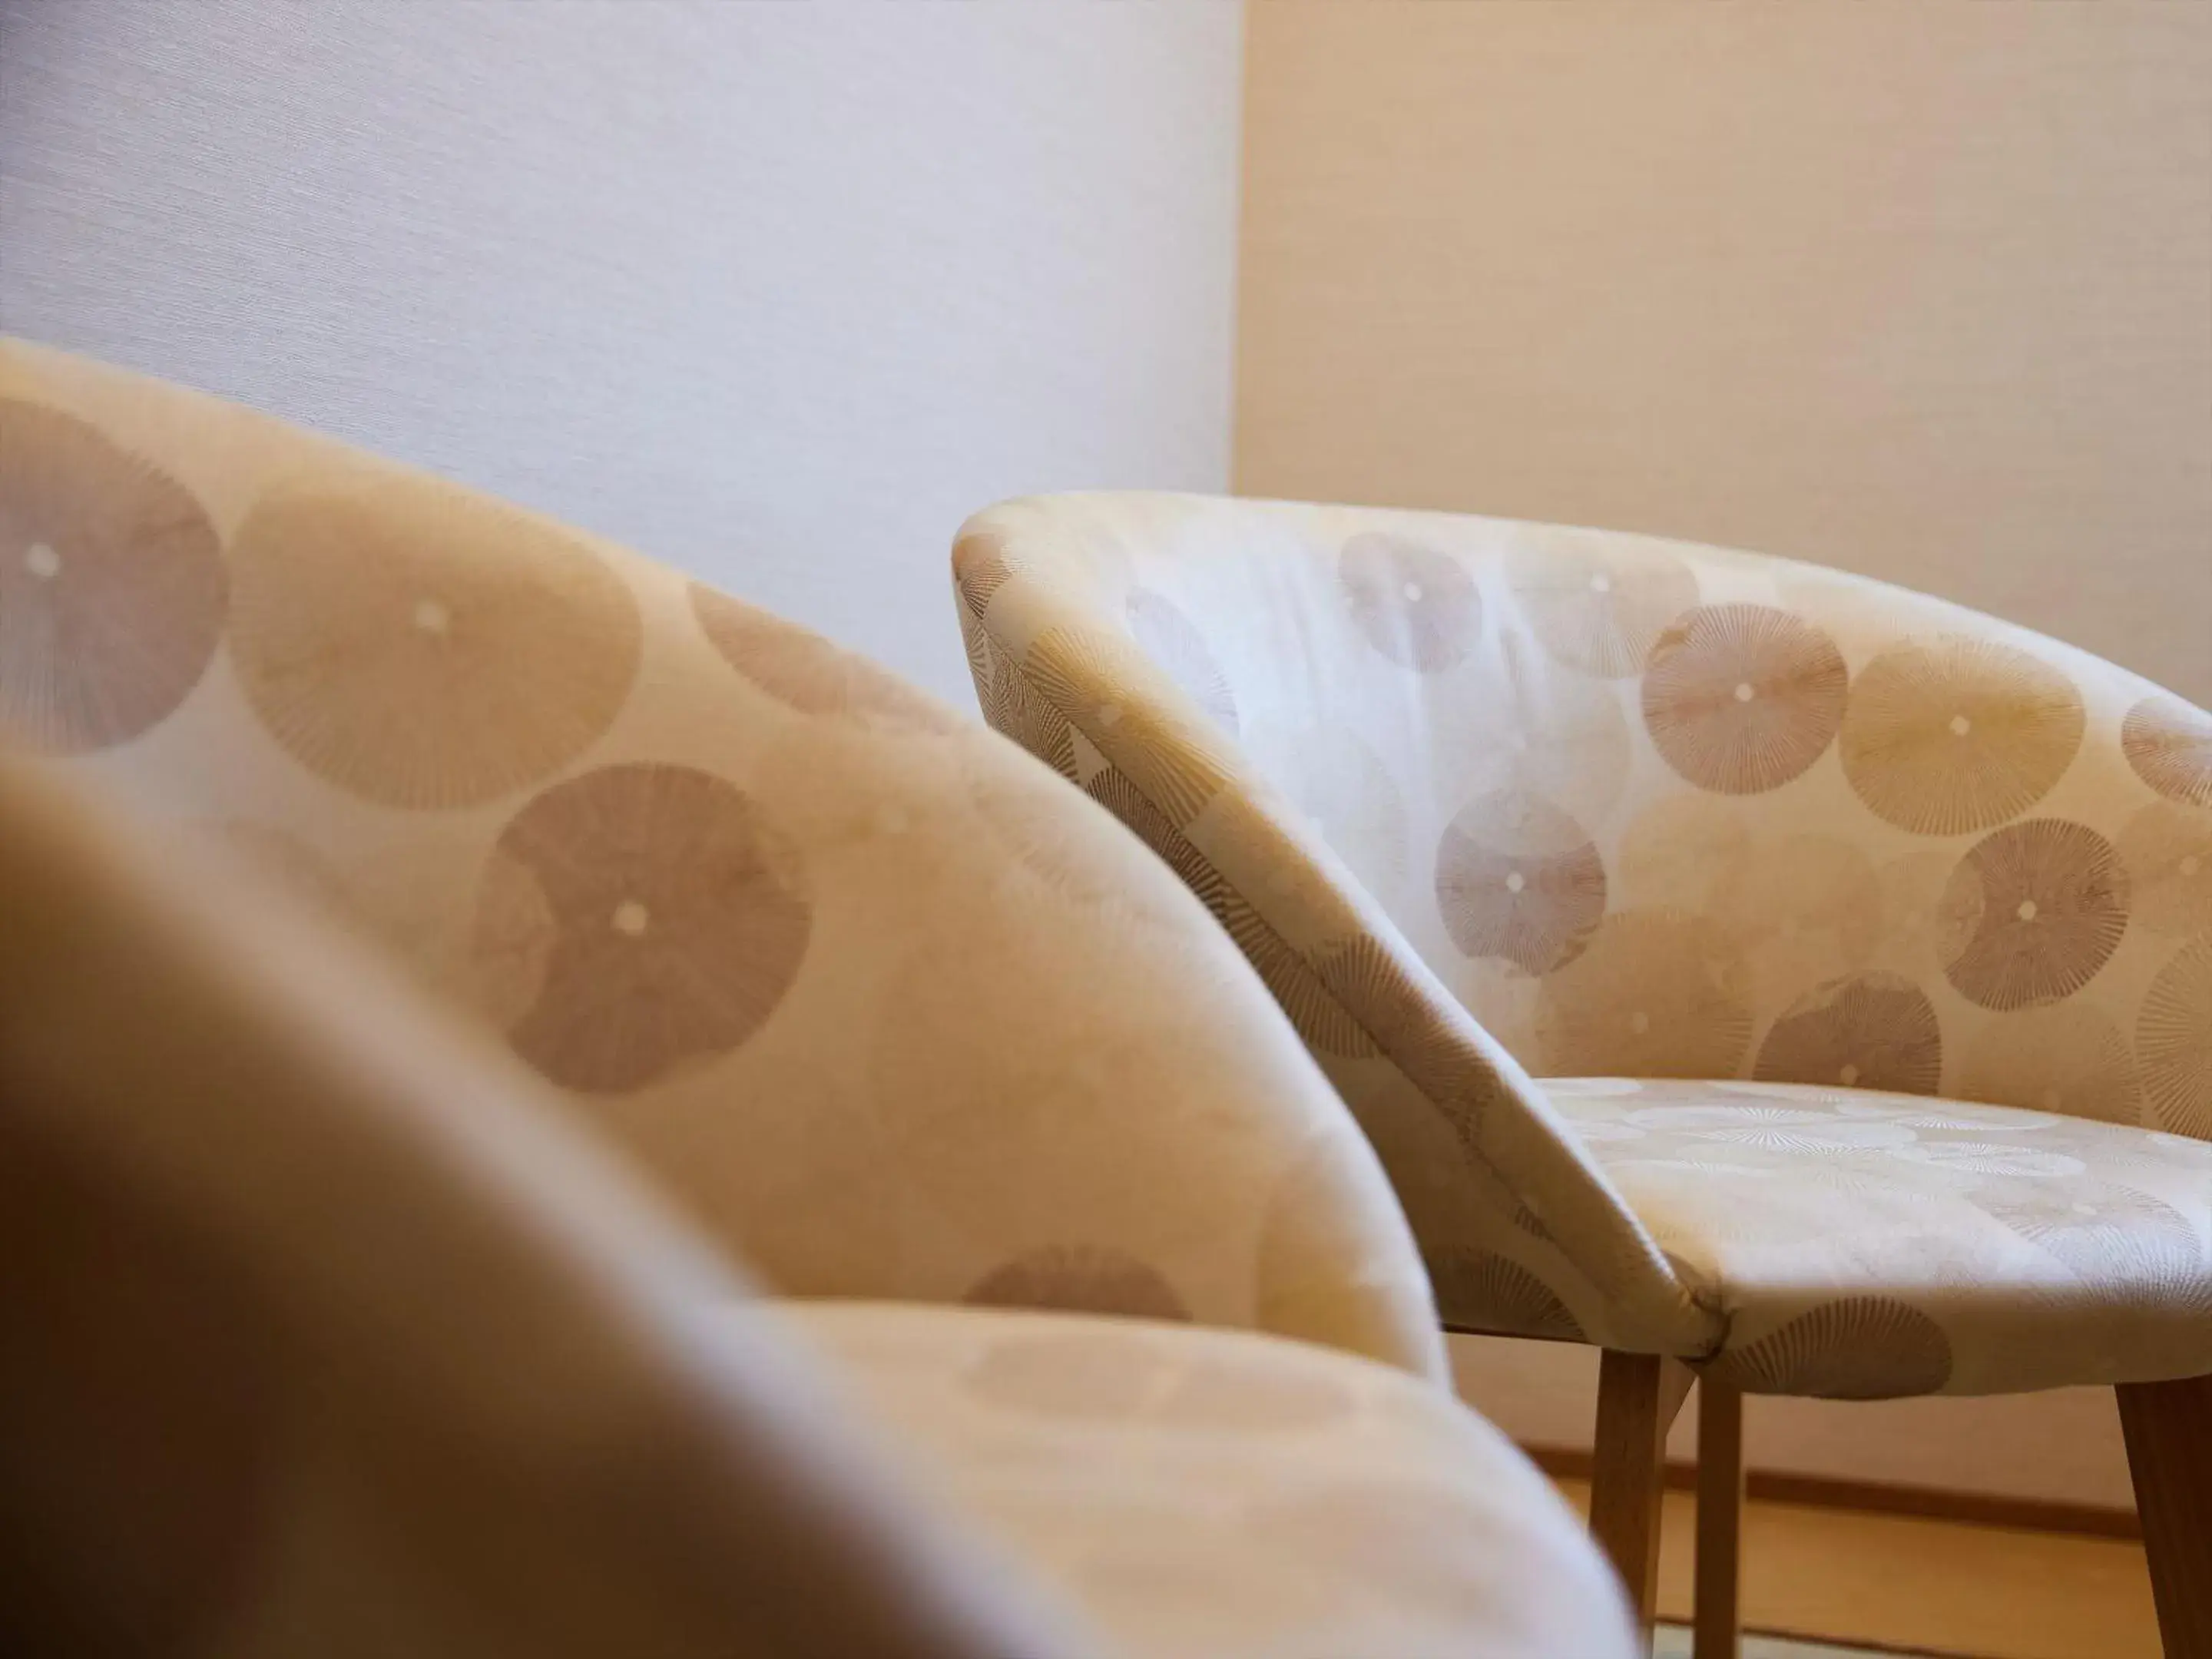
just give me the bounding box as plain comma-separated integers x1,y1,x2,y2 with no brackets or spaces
1585,1358,2212,1658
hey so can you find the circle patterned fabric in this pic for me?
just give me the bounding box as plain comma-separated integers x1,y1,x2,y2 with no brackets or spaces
0,400,227,753
0,339,1449,1389
789,1303,1636,1659
228,474,642,808
1549,1077,2212,1396
959,488,2212,1389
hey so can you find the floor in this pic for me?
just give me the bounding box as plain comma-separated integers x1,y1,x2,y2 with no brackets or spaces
1554,1481,2161,1659
1654,1633,1919,1658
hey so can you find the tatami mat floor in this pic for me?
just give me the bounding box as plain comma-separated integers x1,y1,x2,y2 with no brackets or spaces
1555,1480,2159,1659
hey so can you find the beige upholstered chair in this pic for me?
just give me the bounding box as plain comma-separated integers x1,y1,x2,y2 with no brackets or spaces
0,753,1641,1658
0,337,1441,1381
955,492,2212,1656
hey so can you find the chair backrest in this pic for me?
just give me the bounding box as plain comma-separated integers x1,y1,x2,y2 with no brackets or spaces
962,491,2209,1126
0,755,1091,1659
0,339,1444,1379
958,491,2212,1346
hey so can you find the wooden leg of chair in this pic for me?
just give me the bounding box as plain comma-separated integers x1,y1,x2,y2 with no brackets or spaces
1591,1350,1694,1645
1693,1378,1744,1659
2117,1373,2212,1659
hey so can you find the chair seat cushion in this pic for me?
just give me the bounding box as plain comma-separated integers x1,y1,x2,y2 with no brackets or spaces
775,1302,1636,1659
1548,1078,2212,1396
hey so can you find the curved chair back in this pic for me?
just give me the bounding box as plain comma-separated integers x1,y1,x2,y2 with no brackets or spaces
0,755,1088,1659
956,491,2212,1346
0,341,1442,1378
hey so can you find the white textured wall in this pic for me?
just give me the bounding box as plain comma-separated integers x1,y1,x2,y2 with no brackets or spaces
0,0,1243,703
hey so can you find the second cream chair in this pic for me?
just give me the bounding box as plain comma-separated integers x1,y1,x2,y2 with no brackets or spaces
954,489,2212,1657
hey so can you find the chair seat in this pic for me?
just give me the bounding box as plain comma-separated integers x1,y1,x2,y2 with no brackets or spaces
1548,1078,2212,1396
776,1302,1636,1659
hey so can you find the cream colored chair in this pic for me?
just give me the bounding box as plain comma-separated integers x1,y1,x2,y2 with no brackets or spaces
0,340,1643,1657
0,336,1438,1378
955,491,2212,1657
0,753,1640,1659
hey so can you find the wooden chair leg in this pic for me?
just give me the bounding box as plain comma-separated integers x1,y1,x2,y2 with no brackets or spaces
1591,1350,1693,1645
2117,1373,2212,1659
1693,1378,1743,1659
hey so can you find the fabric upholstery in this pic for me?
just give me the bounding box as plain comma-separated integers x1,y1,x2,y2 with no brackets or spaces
956,490,2212,1392
2,754,1639,1658
0,339,1443,1380
783,1302,1637,1659
1551,1079,2212,1396
0,754,1089,1659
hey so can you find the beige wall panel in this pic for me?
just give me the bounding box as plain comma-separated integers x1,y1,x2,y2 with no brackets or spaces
1239,1,2211,704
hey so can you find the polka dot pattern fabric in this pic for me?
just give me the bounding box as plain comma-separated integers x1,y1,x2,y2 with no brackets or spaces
0,339,1444,1385
957,491,2212,1393
784,1303,1637,1659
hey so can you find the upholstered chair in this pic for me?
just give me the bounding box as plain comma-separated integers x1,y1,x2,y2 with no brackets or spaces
0,337,1442,1384
955,492,2212,1656
0,753,1641,1659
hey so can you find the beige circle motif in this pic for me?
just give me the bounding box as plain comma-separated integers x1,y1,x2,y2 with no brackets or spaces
1709,835,1883,1007
1973,1184,2206,1320
2139,938,2212,1140
972,629,1077,778
1127,588,1238,735
0,400,227,753
2122,695,2212,810
1507,530,1699,678
1615,792,1753,914
965,1246,1191,1323
961,753,1180,929
2116,801,2212,939
1339,531,1481,672
1840,637,2085,836
1254,721,1410,899
952,525,1019,620
691,582,957,731
1081,766,1230,913
1027,626,1228,823
1956,1003,2141,1126
229,475,641,808
955,603,995,702
1936,820,2128,1012
1429,1250,1584,1342
1220,892,1378,1060
1435,790,1606,975
1705,1298,1952,1399
1535,909,1753,1078
1444,634,1634,830
962,1326,1172,1419
1641,604,1849,794
474,763,810,1093
1873,846,1965,979
1753,970,1943,1096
